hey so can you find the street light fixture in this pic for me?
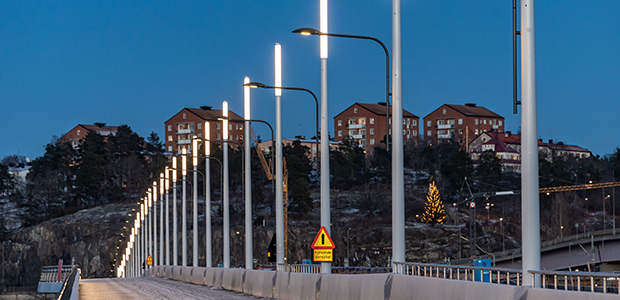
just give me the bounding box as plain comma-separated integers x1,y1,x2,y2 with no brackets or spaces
292,27,391,151
244,82,319,169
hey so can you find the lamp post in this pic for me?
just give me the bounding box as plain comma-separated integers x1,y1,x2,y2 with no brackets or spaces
244,82,319,169
159,173,164,266
500,217,505,252
152,181,158,267
244,76,252,269
182,148,188,266
165,167,170,266
172,157,178,266
192,138,199,267
222,100,230,268
292,27,390,152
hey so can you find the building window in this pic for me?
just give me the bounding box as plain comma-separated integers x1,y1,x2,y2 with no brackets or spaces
229,124,232,130
338,120,342,126
168,146,172,152
427,130,432,136
370,139,375,145
77,129,81,136
198,123,202,129
338,130,342,137
239,125,243,130
403,120,406,125
370,118,375,124
183,113,187,119
406,119,410,125
499,121,503,126
168,135,173,142
216,134,221,140
168,125,172,131
475,119,478,125
229,135,233,140
359,118,366,124
412,130,417,136
216,124,221,130
427,120,431,127
458,119,463,125
370,128,374,135
475,129,479,134
443,108,447,115
354,107,358,113
403,129,406,135
412,120,417,126
348,119,355,125
483,119,487,125
198,134,202,138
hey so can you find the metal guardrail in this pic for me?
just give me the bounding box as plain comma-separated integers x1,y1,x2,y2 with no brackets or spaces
530,270,620,294
40,265,74,283
278,263,321,273
55,266,80,300
393,261,523,286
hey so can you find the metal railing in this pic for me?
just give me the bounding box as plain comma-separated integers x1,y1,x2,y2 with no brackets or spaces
278,263,321,273
530,270,620,294
393,261,522,286
40,265,74,283
55,266,79,300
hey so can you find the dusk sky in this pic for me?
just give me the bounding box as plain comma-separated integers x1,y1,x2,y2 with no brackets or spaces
1,1,619,160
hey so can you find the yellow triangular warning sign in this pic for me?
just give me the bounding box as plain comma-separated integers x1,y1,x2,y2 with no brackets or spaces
311,226,335,250
146,255,153,265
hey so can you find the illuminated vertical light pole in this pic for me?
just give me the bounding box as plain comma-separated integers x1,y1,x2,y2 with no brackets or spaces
159,173,164,266
274,43,285,267
244,76,253,269
223,100,230,268
319,0,331,274
391,0,405,265
141,202,145,274
152,181,158,267
521,0,540,287
182,148,188,266
165,167,170,266
147,190,152,269
192,138,199,267
205,121,212,267
172,157,178,266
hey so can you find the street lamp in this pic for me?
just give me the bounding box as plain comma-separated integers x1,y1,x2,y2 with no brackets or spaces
500,217,505,252
244,81,319,169
292,27,390,152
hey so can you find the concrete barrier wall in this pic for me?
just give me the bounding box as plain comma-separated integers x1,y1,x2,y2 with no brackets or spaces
191,267,206,285
148,266,620,300
389,274,527,300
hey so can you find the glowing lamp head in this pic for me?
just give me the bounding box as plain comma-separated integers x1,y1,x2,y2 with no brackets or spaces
182,148,187,176
274,43,282,96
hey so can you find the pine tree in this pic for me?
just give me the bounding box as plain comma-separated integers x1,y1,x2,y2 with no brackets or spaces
422,181,446,224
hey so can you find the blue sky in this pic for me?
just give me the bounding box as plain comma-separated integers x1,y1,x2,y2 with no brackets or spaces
1,1,619,160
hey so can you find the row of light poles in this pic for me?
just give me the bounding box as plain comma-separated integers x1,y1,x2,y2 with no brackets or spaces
118,0,409,277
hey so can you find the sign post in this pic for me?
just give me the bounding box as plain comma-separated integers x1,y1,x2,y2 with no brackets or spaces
311,226,335,263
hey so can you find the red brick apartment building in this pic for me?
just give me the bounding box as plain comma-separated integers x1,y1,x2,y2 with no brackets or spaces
333,102,419,154
60,123,119,149
423,103,504,145
164,107,244,154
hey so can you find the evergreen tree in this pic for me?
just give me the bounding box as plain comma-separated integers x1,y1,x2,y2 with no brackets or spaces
475,150,503,191
0,163,14,197
284,140,312,213
422,181,446,224
75,132,107,208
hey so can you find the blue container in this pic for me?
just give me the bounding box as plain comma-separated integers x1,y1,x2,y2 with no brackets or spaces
474,259,491,282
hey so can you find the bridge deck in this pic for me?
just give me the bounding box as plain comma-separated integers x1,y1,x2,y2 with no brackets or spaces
79,277,260,300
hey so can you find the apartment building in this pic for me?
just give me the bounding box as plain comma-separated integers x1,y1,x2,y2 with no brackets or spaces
60,123,119,149
333,102,419,154
423,103,504,145
164,107,244,154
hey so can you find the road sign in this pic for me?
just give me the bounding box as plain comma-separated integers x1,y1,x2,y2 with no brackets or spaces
311,226,335,263
313,249,333,262
311,226,335,250
469,201,476,208
147,255,153,266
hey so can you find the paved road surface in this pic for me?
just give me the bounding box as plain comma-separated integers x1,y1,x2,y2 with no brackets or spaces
79,277,263,300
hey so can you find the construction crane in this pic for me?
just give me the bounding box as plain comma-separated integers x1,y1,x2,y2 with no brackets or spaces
251,129,289,262
539,181,620,194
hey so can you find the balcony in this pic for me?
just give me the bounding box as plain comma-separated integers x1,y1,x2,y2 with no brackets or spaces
436,124,454,129
177,139,191,145
350,134,366,139
437,134,453,139
347,123,366,129
177,128,194,134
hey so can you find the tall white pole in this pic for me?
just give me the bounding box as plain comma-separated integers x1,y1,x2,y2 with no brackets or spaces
159,174,164,266
182,148,187,267
152,182,158,267
521,0,540,287
205,122,212,267
172,157,178,266
223,100,231,268
165,167,170,266
391,0,405,264
319,0,331,274
192,138,199,267
141,202,145,274
244,76,253,269
147,190,152,269
274,43,285,267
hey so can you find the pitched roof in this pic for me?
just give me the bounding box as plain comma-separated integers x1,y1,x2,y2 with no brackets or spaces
78,124,119,136
443,104,503,118
335,102,418,118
